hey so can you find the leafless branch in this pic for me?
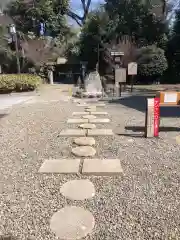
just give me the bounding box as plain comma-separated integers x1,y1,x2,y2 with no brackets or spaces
80,0,86,12
83,0,91,22
67,0,92,25
67,10,83,26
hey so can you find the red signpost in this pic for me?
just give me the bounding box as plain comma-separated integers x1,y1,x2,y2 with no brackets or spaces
145,97,160,138
154,98,160,137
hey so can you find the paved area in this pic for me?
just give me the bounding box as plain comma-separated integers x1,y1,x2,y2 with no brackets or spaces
0,94,35,111
0,85,180,239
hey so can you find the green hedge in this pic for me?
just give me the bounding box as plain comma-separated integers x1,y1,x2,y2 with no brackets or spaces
0,74,42,93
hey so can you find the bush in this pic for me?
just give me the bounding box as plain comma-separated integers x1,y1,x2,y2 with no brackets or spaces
0,74,42,93
136,45,168,78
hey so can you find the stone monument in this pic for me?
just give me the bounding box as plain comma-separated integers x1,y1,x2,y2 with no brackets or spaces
83,70,102,98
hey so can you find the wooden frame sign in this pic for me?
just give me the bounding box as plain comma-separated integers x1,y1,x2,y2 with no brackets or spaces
115,68,126,83
156,91,180,106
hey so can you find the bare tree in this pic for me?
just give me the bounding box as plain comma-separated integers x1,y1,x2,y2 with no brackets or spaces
67,0,92,26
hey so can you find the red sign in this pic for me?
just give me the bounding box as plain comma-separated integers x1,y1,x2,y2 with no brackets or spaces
154,98,160,137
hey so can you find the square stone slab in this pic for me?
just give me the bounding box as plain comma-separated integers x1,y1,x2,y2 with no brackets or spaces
39,159,80,173
88,129,113,136
77,103,105,107
89,119,110,123
67,119,88,123
73,112,89,115
77,104,88,106
82,159,123,175
90,112,108,115
85,108,97,112
60,129,86,136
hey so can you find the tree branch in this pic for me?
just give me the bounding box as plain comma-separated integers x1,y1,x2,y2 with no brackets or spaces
67,0,92,26
81,0,86,12
67,10,83,26
82,0,91,23
67,10,83,21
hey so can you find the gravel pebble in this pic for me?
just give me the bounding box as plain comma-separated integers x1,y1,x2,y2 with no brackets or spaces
0,89,180,239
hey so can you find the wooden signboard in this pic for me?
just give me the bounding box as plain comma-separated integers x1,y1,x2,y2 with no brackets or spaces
156,91,180,106
128,62,137,75
115,68,126,83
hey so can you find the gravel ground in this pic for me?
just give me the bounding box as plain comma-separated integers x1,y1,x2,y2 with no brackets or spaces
0,87,180,240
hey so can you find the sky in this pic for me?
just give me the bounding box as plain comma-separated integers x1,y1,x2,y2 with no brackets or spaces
0,0,104,26
70,0,104,18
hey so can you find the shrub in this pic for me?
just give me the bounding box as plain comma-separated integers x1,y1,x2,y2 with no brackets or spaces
136,45,168,78
0,74,42,93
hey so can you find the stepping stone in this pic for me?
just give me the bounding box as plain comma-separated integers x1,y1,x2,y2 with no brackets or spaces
79,123,96,129
74,137,95,146
77,103,87,106
82,159,123,175
85,106,97,110
73,99,80,103
85,108,96,112
39,159,80,173
50,206,95,240
60,179,95,200
78,103,105,107
77,104,87,107
82,115,97,119
88,129,113,136
67,119,88,123
89,118,110,123
88,103,106,107
73,112,89,115
90,112,108,115
72,146,96,157
59,129,86,136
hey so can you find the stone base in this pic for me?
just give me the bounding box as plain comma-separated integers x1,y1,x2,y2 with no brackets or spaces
82,92,102,98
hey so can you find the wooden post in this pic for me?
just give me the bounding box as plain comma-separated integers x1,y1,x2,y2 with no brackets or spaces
119,83,122,97
130,75,134,92
145,98,154,138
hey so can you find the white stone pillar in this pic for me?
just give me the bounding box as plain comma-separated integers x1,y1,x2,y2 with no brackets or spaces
48,70,53,85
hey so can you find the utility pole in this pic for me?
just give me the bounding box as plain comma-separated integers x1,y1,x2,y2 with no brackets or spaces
9,24,21,74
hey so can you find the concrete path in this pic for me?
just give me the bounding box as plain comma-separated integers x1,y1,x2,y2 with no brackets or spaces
0,94,34,111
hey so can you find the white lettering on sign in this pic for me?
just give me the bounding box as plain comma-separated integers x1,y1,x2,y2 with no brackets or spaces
128,62,137,75
164,93,177,103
